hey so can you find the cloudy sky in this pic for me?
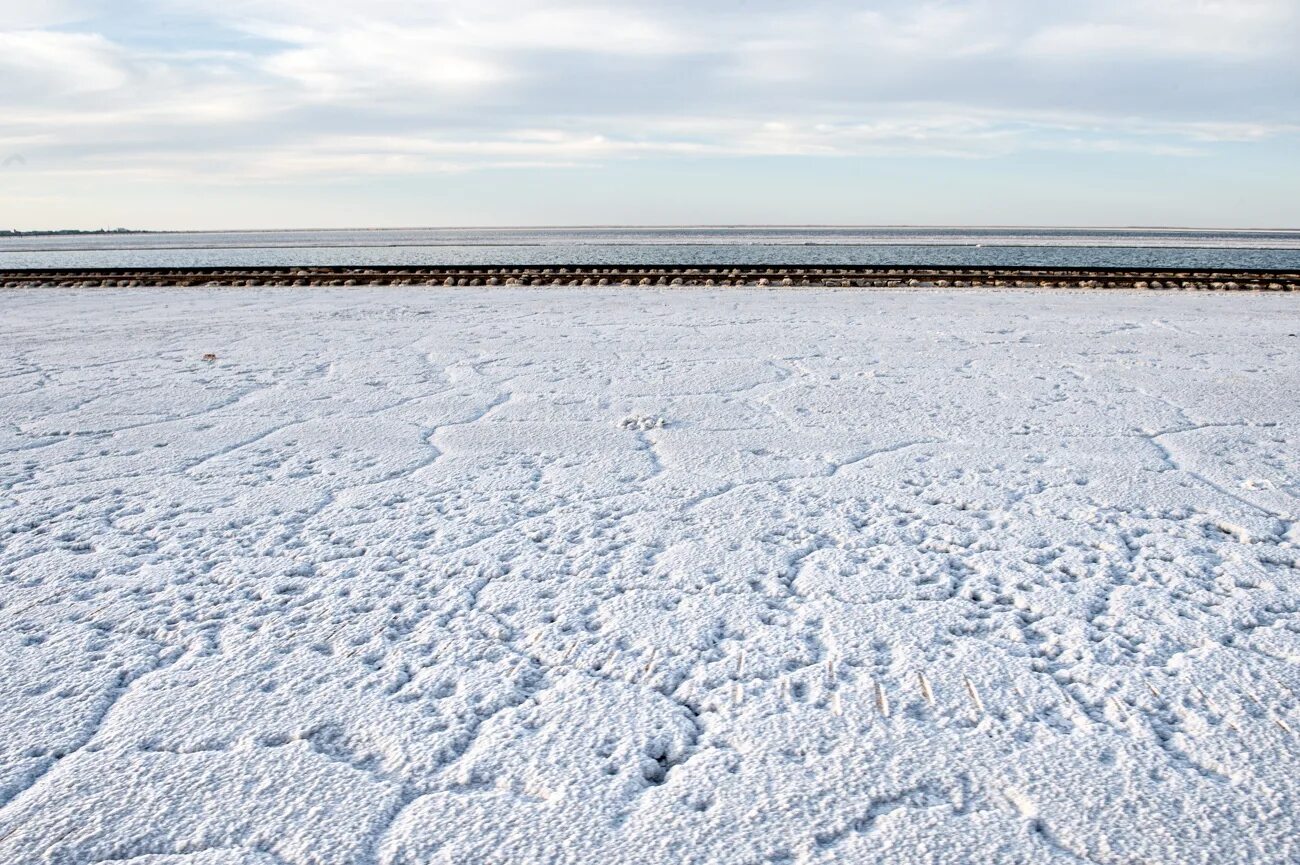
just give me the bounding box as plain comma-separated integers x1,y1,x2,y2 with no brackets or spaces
2,0,1298,230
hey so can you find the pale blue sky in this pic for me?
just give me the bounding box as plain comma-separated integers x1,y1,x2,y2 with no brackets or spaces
2,0,1297,230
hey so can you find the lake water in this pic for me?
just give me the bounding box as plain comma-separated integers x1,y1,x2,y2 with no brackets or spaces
4,227,1300,270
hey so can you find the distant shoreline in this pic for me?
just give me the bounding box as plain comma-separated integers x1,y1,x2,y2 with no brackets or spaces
1,229,146,238
5,225,1299,238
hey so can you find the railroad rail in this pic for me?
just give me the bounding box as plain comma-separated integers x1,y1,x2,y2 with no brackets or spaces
2,265,1298,290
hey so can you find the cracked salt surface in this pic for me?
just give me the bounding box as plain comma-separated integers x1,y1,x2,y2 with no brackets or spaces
0,286,1297,864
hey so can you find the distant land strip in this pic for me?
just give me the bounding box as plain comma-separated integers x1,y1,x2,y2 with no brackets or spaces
2,265,1298,290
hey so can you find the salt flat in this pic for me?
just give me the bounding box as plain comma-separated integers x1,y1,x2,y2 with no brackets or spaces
1,286,1297,865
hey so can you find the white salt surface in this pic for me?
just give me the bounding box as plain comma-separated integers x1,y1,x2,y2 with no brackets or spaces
1,287,1298,864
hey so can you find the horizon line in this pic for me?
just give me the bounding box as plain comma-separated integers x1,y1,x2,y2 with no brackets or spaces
8,223,1300,236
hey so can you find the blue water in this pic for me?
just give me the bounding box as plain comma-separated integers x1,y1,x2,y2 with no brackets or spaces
3,227,1299,270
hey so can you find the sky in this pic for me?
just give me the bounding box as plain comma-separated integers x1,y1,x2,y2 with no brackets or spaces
1,0,1298,230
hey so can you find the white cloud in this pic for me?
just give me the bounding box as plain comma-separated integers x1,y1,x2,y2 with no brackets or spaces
262,27,508,100
0,0,98,29
1022,0,1296,58
0,30,130,94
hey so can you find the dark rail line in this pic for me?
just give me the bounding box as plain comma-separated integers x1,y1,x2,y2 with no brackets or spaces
2,265,1298,290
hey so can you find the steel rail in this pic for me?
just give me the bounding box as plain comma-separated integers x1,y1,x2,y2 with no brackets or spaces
2,265,1298,290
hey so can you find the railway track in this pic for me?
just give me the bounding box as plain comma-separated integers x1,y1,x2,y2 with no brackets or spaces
2,265,1298,290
